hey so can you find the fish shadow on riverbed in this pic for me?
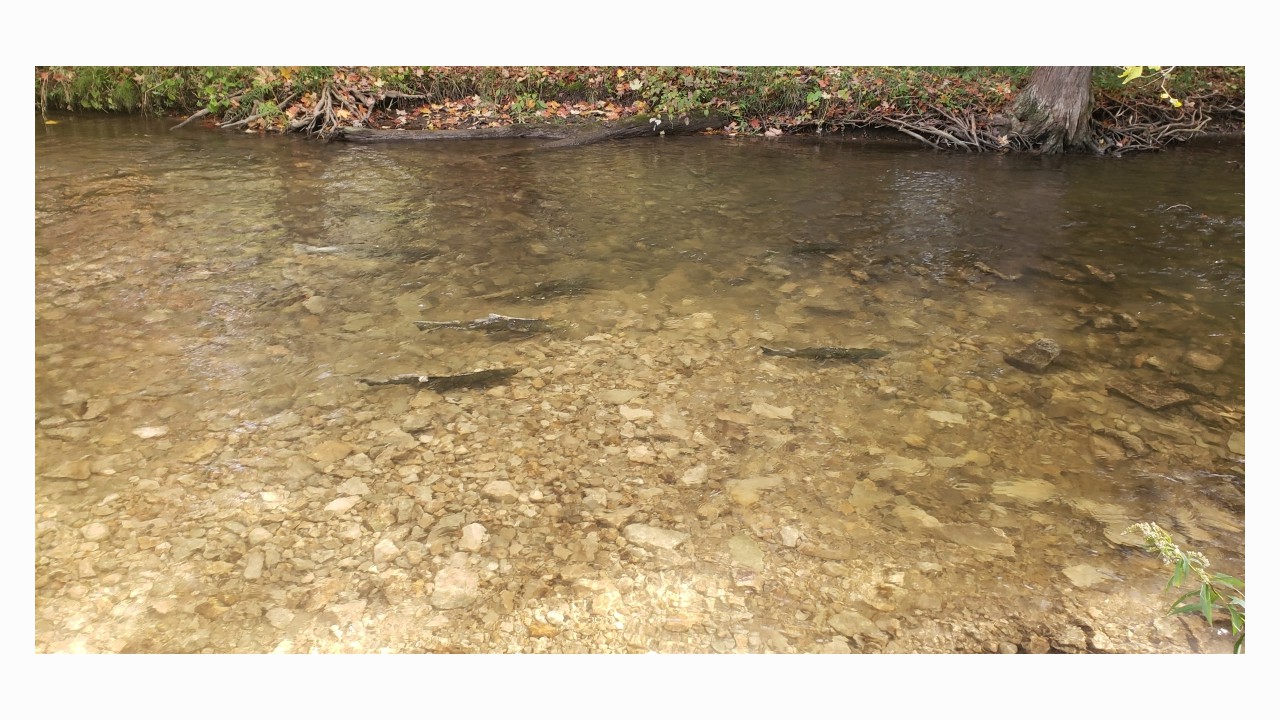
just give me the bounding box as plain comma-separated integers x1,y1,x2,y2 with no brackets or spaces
786,238,851,259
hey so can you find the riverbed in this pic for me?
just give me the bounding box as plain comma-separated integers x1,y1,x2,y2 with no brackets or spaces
34,115,1245,653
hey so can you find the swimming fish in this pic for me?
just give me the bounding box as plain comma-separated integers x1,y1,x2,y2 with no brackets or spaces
760,346,888,362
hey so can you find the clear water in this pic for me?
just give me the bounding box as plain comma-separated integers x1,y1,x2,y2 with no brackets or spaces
35,115,1245,653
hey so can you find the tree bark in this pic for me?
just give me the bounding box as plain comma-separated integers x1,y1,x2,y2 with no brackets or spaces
1009,67,1095,154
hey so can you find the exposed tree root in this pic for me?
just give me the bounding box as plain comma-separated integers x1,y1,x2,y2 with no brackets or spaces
825,93,1235,156
165,70,1240,154
288,86,445,138
288,85,347,136
169,108,209,131
1090,94,1225,155
219,93,297,131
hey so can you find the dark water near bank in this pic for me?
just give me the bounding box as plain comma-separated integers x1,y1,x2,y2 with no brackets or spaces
34,114,1245,653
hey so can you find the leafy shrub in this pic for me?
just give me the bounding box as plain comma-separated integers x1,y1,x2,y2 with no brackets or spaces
1127,522,1244,653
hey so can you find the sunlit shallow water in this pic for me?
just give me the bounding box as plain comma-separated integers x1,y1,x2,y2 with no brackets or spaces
35,115,1244,653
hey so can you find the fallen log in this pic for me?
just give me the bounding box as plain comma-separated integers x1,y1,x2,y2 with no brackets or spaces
335,113,730,150
535,112,731,150
338,126,573,142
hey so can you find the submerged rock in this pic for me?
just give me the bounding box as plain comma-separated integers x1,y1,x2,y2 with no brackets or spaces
266,607,295,629
1075,304,1137,331
1062,564,1109,588
1183,349,1225,372
828,610,888,645
431,567,480,609
973,261,1021,281
618,405,653,422
482,480,519,502
725,475,784,506
622,524,689,551
131,425,169,439
459,523,488,551
938,524,1015,557
751,402,794,420
323,496,361,513
727,534,765,571
1089,433,1128,463
992,479,1058,504
1004,338,1061,373
309,441,353,464
373,538,400,565
1228,432,1244,455
1093,427,1149,457
47,460,93,480
1106,379,1192,411
81,522,111,541
925,410,966,426
243,551,265,580
679,464,709,486
1083,264,1116,283
600,389,645,405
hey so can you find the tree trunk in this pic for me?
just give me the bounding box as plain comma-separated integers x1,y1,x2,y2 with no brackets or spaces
1009,66,1095,154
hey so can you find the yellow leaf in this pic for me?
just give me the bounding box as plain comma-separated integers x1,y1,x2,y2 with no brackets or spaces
44,119,59,125
1171,98,1183,108
1118,66,1145,84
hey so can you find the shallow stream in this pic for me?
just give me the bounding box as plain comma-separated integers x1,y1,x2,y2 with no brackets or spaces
35,115,1245,653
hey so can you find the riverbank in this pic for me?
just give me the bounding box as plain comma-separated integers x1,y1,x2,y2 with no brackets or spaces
37,66,1244,154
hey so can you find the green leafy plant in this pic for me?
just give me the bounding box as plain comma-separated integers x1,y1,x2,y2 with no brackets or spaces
1118,66,1184,107
1127,522,1244,653
507,93,546,122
